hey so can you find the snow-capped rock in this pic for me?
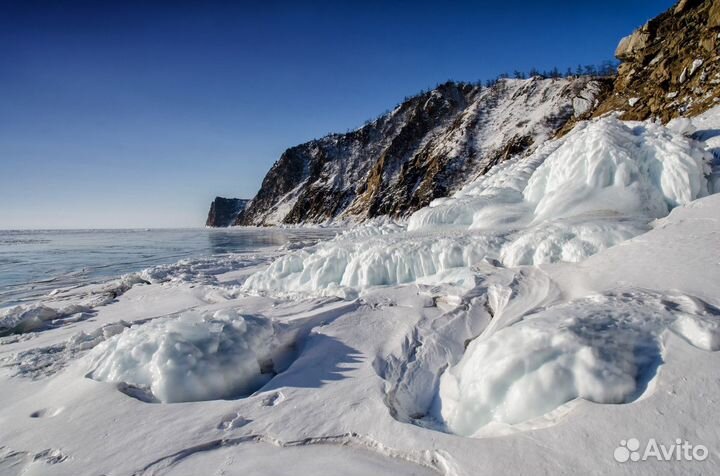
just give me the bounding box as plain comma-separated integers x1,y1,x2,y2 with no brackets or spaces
237,77,609,226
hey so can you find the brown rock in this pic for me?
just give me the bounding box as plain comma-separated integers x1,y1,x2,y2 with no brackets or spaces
596,0,720,122
615,28,651,61
708,0,720,28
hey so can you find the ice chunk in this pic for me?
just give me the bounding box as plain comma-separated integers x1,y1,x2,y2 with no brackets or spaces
498,217,646,267
86,309,290,403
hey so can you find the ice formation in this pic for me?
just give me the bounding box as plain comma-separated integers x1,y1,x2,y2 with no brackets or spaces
86,309,290,403
411,116,710,228
435,290,720,436
134,254,265,285
243,116,713,296
0,303,92,335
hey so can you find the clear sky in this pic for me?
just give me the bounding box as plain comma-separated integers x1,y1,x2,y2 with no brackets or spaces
0,0,675,229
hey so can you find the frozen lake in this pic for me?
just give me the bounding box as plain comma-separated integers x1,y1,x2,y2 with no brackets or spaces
0,227,338,307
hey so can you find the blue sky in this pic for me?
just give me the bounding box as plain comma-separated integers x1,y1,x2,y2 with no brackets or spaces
0,0,675,229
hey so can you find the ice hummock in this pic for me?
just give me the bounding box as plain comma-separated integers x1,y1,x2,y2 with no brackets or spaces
434,290,720,436
86,309,292,403
243,116,713,297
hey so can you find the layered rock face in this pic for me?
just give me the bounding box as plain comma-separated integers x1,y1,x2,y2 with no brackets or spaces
594,0,720,121
236,77,609,225
205,197,250,227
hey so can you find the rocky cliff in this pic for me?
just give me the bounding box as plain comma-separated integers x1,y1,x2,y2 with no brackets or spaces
594,0,720,122
211,0,719,227
205,197,250,227
235,77,609,225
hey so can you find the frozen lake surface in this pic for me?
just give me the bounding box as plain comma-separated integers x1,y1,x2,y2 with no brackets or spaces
0,228,338,307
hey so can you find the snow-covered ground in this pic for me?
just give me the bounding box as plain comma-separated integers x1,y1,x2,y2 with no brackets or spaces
1,109,720,475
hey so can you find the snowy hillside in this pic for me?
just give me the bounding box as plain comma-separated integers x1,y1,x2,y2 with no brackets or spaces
232,77,607,226
2,105,719,475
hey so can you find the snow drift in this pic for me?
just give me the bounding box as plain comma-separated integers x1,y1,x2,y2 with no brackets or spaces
435,290,720,436
243,116,713,296
86,309,291,403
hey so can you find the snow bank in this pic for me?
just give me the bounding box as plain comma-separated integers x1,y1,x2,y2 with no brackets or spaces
244,117,712,296
435,291,720,436
86,310,290,403
668,104,720,193
243,231,502,298
0,303,91,335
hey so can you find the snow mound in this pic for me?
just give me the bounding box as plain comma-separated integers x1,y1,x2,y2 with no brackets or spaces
86,309,291,403
524,119,708,220
244,117,712,296
0,303,91,335
435,290,720,436
411,116,710,230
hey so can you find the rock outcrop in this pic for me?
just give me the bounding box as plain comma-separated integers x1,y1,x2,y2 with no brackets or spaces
594,0,720,122
236,77,609,226
205,197,250,227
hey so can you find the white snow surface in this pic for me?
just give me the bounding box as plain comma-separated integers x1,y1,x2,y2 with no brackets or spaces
1,108,720,475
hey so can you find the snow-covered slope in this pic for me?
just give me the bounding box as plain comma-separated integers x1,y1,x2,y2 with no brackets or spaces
237,77,608,226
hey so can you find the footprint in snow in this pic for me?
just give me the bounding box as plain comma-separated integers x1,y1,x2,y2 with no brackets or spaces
29,407,63,418
260,391,285,407
217,412,250,431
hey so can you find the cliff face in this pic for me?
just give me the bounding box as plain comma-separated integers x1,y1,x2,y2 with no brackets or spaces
594,0,720,122
236,77,609,225
205,197,250,227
